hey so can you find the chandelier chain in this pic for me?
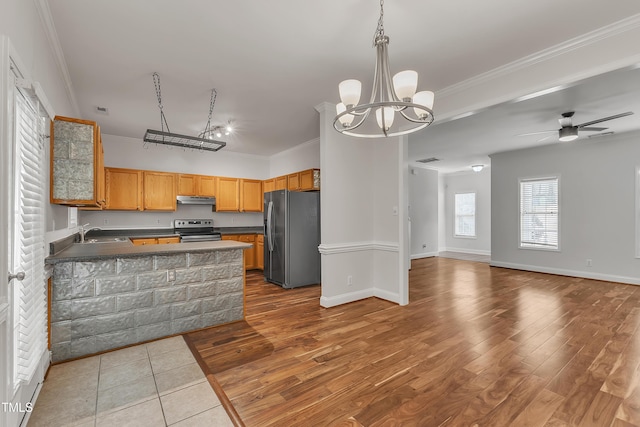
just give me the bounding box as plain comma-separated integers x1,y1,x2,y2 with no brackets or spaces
373,0,385,44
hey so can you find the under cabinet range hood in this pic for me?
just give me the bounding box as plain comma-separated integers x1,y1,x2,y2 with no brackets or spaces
176,195,216,206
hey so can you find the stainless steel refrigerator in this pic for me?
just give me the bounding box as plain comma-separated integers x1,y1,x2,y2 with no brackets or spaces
264,190,320,288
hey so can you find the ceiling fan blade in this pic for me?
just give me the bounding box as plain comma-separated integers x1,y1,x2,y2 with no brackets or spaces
577,111,634,127
537,135,554,142
580,126,608,132
517,130,557,137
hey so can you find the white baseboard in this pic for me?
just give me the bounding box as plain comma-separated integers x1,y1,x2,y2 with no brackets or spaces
441,247,491,256
490,261,640,286
411,252,438,260
320,288,374,308
320,286,403,307
373,288,401,304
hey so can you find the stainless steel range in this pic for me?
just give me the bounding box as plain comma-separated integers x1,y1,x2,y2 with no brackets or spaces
173,219,221,242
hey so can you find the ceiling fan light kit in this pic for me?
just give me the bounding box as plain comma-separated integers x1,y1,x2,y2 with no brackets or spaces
558,126,579,142
333,0,435,138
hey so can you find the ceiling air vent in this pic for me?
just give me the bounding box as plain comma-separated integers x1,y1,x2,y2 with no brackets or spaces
95,106,109,115
416,157,440,164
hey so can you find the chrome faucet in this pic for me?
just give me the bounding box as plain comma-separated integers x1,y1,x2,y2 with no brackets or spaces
79,223,100,243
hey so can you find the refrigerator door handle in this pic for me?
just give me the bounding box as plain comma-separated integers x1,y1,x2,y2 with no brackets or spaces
267,200,274,252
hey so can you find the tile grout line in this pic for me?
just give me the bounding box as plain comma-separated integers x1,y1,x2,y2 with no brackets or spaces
147,343,169,426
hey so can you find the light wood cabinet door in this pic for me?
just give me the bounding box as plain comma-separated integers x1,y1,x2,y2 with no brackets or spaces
299,168,320,191
216,177,240,211
105,168,143,210
241,179,263,212
275,176,287,191
157,237,180,244
197,175,217,197
287,173,300,191
177,174,197,196
238,235,256,269
144,171,177,211
131,238,157,246
263,179,275,194
256,234,264,270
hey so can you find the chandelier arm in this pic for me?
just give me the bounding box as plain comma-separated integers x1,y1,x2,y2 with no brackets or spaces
398,107,434,124
333,107,371,132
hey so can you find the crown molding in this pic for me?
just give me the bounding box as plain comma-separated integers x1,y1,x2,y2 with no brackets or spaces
34,0,80,116
437,14,640,99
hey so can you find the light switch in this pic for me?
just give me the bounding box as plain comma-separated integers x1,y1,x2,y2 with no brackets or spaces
392,206,398,216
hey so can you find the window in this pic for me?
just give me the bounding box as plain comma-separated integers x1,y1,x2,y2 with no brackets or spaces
454,192,476,237
520,177,559,250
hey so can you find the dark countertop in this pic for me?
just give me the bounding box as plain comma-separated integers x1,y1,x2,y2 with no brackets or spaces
216,226,264,235
46,240,251,264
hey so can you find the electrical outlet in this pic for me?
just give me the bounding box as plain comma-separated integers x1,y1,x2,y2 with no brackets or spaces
167,270,176,281
103,219,109,225
586,259,593,267
347,275,353,286
156,219,161,224
422,243,427,249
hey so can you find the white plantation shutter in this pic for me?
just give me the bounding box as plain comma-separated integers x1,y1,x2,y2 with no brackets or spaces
520,177,559,250
12,88,47,384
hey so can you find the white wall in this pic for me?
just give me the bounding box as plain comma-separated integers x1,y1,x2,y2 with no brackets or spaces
409,167,439,258
269,138,320,177
491,130,640,284
316,102,407,307
443,168,491,255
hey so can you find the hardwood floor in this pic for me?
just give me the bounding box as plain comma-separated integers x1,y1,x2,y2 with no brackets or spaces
184,257,640,426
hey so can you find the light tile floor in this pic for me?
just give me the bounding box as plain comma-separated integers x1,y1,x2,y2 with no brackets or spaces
27,336,234,427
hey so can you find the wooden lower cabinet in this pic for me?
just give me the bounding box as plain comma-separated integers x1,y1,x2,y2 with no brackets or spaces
131,236,180,246
221,234,261,270
256,234,264,270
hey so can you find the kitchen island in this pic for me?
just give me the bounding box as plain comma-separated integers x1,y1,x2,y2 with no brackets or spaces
46,239,250,362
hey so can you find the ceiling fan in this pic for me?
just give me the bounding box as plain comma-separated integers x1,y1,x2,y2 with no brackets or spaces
518,111,634,142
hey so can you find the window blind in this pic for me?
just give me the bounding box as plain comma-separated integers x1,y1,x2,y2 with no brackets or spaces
520,177,559,249
455,192,476,237
12,88,46,384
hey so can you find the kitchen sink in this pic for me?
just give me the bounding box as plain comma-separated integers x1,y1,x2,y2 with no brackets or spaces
82,237,129,244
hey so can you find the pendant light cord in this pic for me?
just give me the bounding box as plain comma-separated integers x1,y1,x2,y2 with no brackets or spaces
373,0,385,45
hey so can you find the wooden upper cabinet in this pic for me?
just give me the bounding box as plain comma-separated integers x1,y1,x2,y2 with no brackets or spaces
240,179,263,212
299,168,320,191
50,116,105,207
287,173,300,191
105,167,143,210
216,177,240,211
178,174,216,197
263,179,275,194
275,176,287,191
143,171,177,211
177,174,197,196
198,175,217,197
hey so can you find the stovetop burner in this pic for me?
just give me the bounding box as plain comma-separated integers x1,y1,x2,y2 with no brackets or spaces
173,219,221,242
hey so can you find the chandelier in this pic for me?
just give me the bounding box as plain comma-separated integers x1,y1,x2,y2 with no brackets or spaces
333,0,435,138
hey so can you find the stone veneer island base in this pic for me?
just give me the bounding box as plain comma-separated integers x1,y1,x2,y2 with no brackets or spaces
46,241,249,363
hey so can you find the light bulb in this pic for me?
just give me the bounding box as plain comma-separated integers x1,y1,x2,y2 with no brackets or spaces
336,103,354,127
226,124,233,133
393,70,418,101
215,131,222,138
413,91,434,119
376,107,394,131
338,79,361,108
